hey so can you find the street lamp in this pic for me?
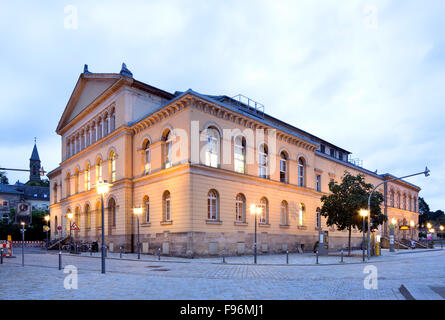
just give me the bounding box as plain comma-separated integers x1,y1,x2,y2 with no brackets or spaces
250,204,262,264
360,209,368,262
410,220,415,240
96,180,110,274
20,221,25,266
44,215,50,250
440,225,444,231
133,207,143,260
427,222,432,229
366,167,430,259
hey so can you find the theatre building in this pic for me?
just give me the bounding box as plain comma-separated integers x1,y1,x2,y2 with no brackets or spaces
48,64,421,256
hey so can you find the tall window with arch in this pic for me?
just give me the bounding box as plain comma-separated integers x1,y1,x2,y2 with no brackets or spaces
281,200,289,225
234,136,246,174
110,110,116,131
96,158,102,183
74,169,79,194
280,152,288,183
109,151,116,183
207,189,219,220
397,193,401,209
258,144,269,179
408,196,412,211
316,207,321,229
164,130,173,169
163,191,171,221
143,139,151,174
390,191,395,207
403,195,407,210
65,173,71,197
298,203,306,226
235,193,246,223
205,127,220,168
298,158,305,187
144,196,150,223
85,204,91,230
95,200,102,231
259,197,269,224
108,197,116,234
53,183,58,204
85,163,91,191
97,119,103,140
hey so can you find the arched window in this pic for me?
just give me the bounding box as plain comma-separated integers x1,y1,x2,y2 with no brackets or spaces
207,189,219,220
144,196,150,223
205,128,220,168
397,192,401,209
281,200,288,225
86,128,90,146
143,139,151,174
316,207,321,229
103,114,109,136
108,198,116,234
97,119,103,140
298,158,305,187
85,204,91,230
91,123,96,144
258,144,269,179
235,193,246,222
234,136,246,174
110,110,116,131
53,183,58,204
109,151,116,182
403,195,407,210
390,191,395,207
66,140,70,158
95,201,102,230
408,196,412,211
164,130,173,169
85,163,91,191
280,152,288,183
259,197,269,224
74,169,79,194
298,203,305,226
96,158,102,183
163,191,171,222
65,173,71,197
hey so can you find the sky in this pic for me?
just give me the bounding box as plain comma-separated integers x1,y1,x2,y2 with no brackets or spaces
0,1,443,210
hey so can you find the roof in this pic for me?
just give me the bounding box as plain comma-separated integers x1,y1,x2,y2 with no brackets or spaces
0,184,23,195
0,184,49,201
30,143,40,161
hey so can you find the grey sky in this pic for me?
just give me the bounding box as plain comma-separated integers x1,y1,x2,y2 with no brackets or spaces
0,1,443,210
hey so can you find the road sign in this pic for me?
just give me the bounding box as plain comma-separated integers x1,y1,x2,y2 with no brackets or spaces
70,222,80,231
57,226,62,231
43,226,50,232
15,202,31,225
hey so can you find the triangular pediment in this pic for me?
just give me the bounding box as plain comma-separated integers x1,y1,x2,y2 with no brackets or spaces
56,73,124,133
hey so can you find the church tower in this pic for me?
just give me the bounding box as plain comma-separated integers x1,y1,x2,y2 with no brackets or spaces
29,142,41,182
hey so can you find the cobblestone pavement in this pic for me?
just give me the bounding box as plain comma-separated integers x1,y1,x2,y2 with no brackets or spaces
0,249,444,300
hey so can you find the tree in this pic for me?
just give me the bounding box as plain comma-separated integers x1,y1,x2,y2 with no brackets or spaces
0,169,8,184
320,171,386,256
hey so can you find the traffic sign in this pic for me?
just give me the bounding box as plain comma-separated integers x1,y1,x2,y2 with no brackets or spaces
70,222,80,231
57,226,62,231
43,226,50,232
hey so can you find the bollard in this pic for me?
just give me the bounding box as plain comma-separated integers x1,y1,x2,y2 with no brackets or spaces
222,250,226,264
341,250,344,263
286,250,289,264
120,246,123,259
316,250,319,264
58,251,62,270
105,246,107,258
1,248,3,265
158,247,161,261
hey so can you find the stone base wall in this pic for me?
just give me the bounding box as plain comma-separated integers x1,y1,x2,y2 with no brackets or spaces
74,230,364,257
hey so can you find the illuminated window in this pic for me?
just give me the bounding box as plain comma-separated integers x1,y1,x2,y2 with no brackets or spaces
298,203,305,226
281,201,288,225
164,131,173,169
85,164,90,191
234,136,246,174
298,158,305,187
143,139,151,174
259,144,269,179
259,197,269,224
110,151,116,183
205,128,220,168
235,194,246,222
207,190,219,220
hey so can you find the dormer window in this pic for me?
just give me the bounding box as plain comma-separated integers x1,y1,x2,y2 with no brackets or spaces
320,145,325,153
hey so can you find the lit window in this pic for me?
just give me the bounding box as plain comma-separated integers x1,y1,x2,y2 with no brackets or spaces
298,203,305,226
280,152,287,183
259,197,269,224
298,158,305,187
85,164,91,191
281,201,288,225
164,131,173,169
259,144,269,179
205,128,220,168
235,194,246,222
143,140,151,174
110,151,116,183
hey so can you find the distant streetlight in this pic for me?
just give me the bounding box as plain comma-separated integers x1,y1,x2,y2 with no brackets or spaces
44,215,50,250
427,223,432,229
96,180,111,274
360,209,368,262
133,207,143,260
440,225,444,232
250,204,262,264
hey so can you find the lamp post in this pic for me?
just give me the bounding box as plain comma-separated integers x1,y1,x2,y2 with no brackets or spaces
44,215,50,250
250,204,262,264
410,220,415,240
133,207,143,259
366,167,430,259
20,221,25,266
360,209,368,262
96,180,110,274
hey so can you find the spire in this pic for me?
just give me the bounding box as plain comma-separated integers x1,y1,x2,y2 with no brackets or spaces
30,140,40,161
83,64,91,74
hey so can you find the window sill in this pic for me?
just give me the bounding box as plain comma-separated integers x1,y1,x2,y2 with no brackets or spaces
141,223,151,227
234,221,248,226
297,226,307,230
160,221,173,225
206,220,222,225
315,227,322,231
279,224,290,228
259,223,270,227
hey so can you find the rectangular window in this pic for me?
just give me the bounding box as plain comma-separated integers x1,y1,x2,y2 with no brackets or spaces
280,159,287,183
145,149,151,174
316,175,321,192
330,148,335,157
320,144,325,153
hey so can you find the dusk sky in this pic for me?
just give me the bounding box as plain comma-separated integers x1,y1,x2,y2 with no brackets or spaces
0,1,443,210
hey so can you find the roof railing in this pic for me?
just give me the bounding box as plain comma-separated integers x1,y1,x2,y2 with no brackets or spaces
230,94,265,118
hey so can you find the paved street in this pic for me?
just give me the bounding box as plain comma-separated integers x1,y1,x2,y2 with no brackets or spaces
1,248,444,300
